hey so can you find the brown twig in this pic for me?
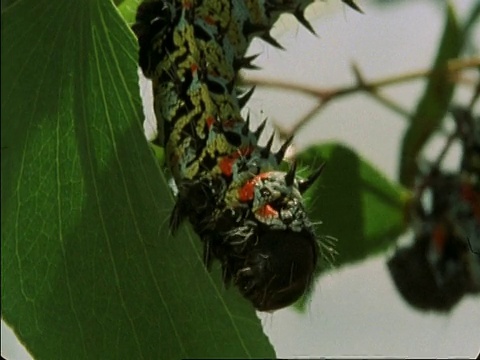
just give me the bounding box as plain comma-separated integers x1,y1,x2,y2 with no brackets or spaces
243,57,480,136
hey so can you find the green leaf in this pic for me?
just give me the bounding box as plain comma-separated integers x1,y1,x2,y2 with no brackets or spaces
1,1,274,359
398,3,462,187
462,1,480,38
1,0,20,11
117,0,141,25
297,143,409,269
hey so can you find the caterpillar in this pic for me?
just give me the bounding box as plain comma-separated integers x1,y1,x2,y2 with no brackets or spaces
133,0,358,311
387,108,480,312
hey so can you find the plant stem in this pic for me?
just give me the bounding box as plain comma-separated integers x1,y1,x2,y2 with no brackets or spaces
243,57,480,135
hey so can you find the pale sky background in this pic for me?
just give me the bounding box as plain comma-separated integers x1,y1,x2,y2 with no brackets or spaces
2,0,479,358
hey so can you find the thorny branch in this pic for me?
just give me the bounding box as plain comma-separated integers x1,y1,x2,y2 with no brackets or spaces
242,57,480,137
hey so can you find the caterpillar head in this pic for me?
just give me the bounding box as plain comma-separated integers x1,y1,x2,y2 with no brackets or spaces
234,227,318,311
220,164,324,311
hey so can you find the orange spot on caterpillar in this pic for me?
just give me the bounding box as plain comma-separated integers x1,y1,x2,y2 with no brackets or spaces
256,204,278,219
257,172,273,180
204,16,215,25
432,224,446,253
222,118,242,129
219,147,253,177
237,170,273,202
238,180,255,202
219,157,234,177
206,116,215,129
460,182,480,221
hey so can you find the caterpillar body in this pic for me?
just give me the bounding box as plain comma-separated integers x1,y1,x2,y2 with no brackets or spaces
133,0,357,311
388,108,480,312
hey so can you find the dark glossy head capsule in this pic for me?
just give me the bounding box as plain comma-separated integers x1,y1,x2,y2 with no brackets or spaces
234,229,318,311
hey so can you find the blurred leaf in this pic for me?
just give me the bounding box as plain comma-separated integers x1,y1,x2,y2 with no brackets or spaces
399,3,461,187
1,0,20,11
462,1,480,37
1,0,274,359
298,143,409,270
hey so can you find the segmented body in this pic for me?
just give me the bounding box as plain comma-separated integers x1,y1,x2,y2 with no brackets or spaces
133,0,337,311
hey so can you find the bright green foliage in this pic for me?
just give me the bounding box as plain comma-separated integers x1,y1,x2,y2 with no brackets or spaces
117,0,140,25
1,0,274,358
